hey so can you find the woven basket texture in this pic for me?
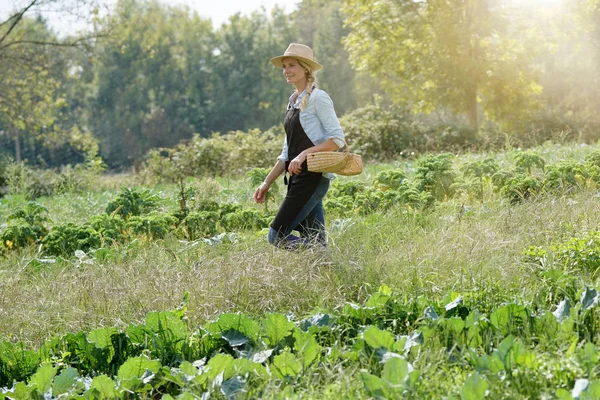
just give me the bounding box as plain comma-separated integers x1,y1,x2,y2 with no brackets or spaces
307,151,363,176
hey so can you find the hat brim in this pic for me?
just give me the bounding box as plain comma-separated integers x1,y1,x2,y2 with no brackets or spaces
270,55,323,71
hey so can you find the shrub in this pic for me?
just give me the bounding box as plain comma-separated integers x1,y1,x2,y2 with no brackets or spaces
106,187,159,219
524,231,600,271
340,103,421,160
514,150,546,175
221,209,269,232
1,202,49,250
373,169,408,191
89,215,127,243
543,160,588,191
42,223,102,257
328,181,366,198
5,162,59,199
414,153,457,200
126,213,179,240
181,211,220,240
501,173,542,204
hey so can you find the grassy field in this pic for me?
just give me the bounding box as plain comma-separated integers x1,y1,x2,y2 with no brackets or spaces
2,143,600,398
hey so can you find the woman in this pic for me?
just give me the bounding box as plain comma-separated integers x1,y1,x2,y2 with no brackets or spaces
253,43,345,248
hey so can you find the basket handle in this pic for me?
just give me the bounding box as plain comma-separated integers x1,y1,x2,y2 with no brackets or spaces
337,139,351,154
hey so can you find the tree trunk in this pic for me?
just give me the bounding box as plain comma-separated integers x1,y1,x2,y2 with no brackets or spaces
14,132,21,162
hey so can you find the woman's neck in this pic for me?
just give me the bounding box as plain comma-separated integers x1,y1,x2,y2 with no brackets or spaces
294,79,308,94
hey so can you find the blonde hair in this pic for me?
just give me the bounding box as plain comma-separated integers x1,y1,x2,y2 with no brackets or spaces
297,59,317,111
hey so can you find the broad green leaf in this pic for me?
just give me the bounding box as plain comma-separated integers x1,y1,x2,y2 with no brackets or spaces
52,367,80,396
176,393,198,400
382,357,411,386
180,361,199,378
207,353,235,381
493,335,515,370
360,371,386,398
221,330,249,347
88,327,118,362
554,299,571,323
299,313,333,331
293,328,319,369
460,372,488,400
490,304,529,332
117,357,161,383
28,364,56,394
232,358,267,378
556,388,574,400
447,317,466,336
262,313,294,347
272,352,301,379
363,326,395,350
365,292,390,308
586,381,600,398
221,376,246,399
145,311,188,349
585,343,599,364
206,313,260,343
11,382,34,400
90,375,119,398
88,327,118,349
581,287,599,312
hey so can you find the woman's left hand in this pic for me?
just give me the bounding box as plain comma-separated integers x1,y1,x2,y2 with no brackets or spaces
288,153,307,175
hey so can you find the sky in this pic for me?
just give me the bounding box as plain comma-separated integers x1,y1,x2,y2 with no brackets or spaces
0,0,298,35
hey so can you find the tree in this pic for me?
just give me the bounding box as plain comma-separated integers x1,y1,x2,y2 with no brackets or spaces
0,0,108,163
342,0,545,132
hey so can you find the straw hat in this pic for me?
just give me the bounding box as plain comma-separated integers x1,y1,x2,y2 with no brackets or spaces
270,43,323,71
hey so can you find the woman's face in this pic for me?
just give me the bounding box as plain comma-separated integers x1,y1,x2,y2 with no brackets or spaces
282,57,307,86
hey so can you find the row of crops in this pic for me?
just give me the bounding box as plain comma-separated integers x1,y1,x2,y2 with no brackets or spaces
3,150,600,258
2,271,600,399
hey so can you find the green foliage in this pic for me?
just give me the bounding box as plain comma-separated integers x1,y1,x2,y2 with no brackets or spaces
181,211,220,240
89,215,127,243
126,213,179,240
3,281,600,398
246,167,279,212
339,102,420,159
414,153,457,200
105,187,159,219
500,173,542,203
221,209,270,232
543,160,589,190
42,223,102,257
1,202,49,250
515,150,546,174
342,0,544,132
373,169,407,191
525,230,600,271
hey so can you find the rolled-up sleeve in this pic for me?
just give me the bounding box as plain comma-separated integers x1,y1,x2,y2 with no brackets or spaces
314,91,345,149
277,136,288,163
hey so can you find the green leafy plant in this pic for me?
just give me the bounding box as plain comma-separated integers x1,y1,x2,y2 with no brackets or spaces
514,150,546,175
246,167,279,212
125,213,179,240
42,223,102,257
105,187,159,219
1,202,49,250
414,153,457,200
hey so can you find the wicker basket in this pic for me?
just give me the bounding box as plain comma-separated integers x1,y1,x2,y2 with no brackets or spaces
307,144,363,176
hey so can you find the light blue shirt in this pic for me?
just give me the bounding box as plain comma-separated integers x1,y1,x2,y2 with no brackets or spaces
277,88,346,179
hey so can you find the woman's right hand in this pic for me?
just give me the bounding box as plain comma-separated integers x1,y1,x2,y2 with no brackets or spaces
253,183,270,203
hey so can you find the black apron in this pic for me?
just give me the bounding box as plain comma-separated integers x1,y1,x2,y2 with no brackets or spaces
270,106,323,235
